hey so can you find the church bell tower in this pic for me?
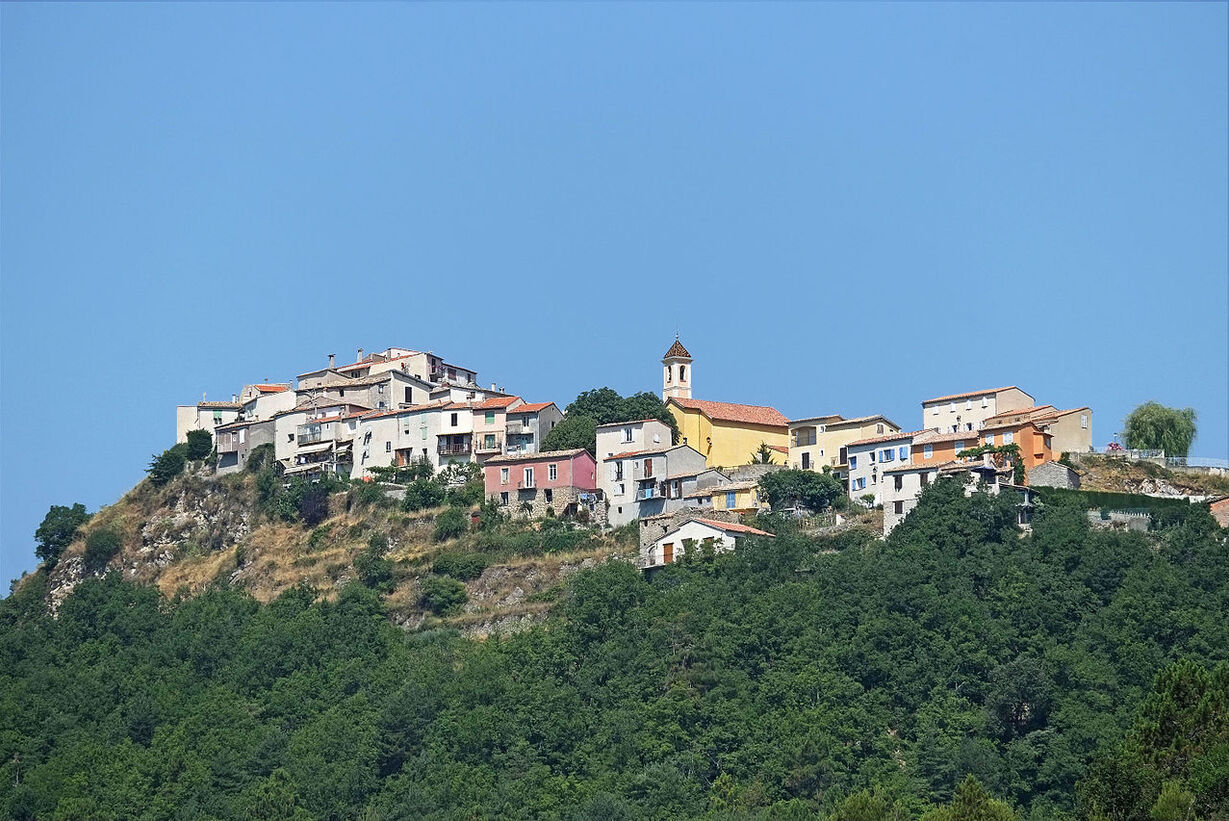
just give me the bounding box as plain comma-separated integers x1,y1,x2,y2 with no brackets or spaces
662,336,693,401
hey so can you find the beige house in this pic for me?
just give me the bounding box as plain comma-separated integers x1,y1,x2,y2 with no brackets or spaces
920,386,1035,434
642,518,773,570
789,414,901,483
175,400,242,444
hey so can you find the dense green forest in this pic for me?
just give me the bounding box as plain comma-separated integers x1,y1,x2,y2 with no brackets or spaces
2,483,1227,820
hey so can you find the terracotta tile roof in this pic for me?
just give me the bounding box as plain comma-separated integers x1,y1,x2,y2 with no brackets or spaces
510,402,556,414
253,384,290,393
1030,406,1091,422
790,415,845,426
768,445,789,454
476,396,522,410
915,429,979,445
484,448,591,465
823,414,899,429
197,401,242,409
982,405,1055,424
607,446,678,460
668,398,789,428
692,518,775,537
881,462,937,474
848,429,927,448
922,386,1026,404
664,338,691,359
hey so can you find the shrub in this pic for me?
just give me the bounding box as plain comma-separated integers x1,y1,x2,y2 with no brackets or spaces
147,446,187,487
420,575,468,615
298,487,330,526
446,479,484,508
404,479,445,512
84,526,123,569
246,443,277,474
354,550,394,593
348,480,389,510
185,429,213,461
433,507,469,542
432,552,491,580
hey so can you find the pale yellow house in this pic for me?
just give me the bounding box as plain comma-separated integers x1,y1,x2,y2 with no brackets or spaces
789,414,901,481
684,480,769,514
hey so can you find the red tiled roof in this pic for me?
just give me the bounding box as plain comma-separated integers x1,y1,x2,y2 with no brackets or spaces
668,398,789,428
607,446,678,460
692,518,775,537
922,386,1025,404
848,429,926,448
253,384,290,393
664,338,691,359
476,396,522,409
510,401,555,413
983,405,1055,423
915,429,979,445
1030,406,1091,422
337,353,416,372
768,445,788,454
484,448,591,465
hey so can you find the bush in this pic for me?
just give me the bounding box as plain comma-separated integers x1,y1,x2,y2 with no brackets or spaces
446,479,484,508
404,479,445,512
147,446,187,486
298,487,330,526
433,507,469,542
185,429,213,461
420,575,468,615
246,443,277,474
354,550,394,593
84,526,123,569
432,552,491,580
348,480,390,510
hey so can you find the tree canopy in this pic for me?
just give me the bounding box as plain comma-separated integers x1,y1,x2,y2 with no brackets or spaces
541,387,679,456
758,468,845,511
33,503,91,567
1123,402,1198,456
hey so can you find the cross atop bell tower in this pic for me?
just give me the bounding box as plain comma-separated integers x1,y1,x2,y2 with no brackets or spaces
662,335,692,401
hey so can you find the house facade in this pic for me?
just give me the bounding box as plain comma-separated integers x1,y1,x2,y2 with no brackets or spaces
667,397,790,469
920,386,1036,433
175,401,242,444
789,414,902,482
846,430,921,504
215,419,275,475
685,480,769,514
505,402,564,456
484,449,602,521
642,518,773,570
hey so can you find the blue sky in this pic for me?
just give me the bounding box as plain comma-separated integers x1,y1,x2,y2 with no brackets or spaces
2,3,1226,585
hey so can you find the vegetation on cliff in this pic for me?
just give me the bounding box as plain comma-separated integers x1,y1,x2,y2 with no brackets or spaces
3,482,1226,820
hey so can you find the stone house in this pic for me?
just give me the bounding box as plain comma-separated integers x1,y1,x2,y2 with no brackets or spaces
1027,460,1082,490
484,449,603,521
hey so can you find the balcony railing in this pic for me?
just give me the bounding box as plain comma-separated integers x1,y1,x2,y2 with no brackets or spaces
437,442,471,456
636,487,658,501
473,436,504,454
506,425,533,437
216,437,241,454
518,480,535,489
297,430,324,445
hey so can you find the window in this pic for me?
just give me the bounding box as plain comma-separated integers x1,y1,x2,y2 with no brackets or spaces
849,455,858,469
869,451,876,463
213,411,222,423
450,413,458,427
966,423,973,431
854,477,866,490
818,425,826,433
921,472,930,486
483,434,496,449
544,489,553,503
894,501,904,514
923,444,933,459
954,440,965,451
982,396,989,408
1004,431,1014,444
378,402,386,410
523,467,534,487
618,483,625,496
726,492,737,508
238,429,246,444
485,411,495,424
876,423,885,434
899,446,908,460
405,387,412,403
288,433,295,442
385,442,391,452
500,492,509,505
1081,414,1088,429
985,433,995,445
522,418,530,429
623,427,634,443
801,452,811,470
894,475,903,490
377,384,385,394
966,399,972,410
339,388,345,397
500,468,509,484
420,426,427,440
679,365,686,381
880,449,894,462
643,458,653,477
548,464,558,481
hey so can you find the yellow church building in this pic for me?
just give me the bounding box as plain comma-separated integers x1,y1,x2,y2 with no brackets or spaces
661,338,790,468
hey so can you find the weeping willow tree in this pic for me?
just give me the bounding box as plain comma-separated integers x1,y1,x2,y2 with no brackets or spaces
1123,402,1197,456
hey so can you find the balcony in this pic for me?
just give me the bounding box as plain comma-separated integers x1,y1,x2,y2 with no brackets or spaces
506,424,534,437
437,441,471,456
518,480,535,490
473,435,504,454
216,436,241,454
636,486,658,501
297,430,325,445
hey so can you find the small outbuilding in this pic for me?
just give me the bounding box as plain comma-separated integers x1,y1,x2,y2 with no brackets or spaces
1027,460,1082,490
641,517,773,571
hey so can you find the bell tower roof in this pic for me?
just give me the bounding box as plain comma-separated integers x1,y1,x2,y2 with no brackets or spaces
663,338,691,360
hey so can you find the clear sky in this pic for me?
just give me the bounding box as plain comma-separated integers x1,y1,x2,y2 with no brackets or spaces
2,3,1226,585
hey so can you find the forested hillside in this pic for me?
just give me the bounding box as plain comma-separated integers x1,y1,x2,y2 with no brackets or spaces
3,483,1227,820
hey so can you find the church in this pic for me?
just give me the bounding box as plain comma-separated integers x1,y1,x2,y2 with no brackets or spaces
661,338,791,468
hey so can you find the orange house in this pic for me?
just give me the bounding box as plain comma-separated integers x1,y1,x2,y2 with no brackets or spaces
912,430,981,466
979,421,1053,472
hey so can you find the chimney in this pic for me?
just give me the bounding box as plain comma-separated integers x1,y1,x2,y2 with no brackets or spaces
357,347,364,362
328,353,335,368
490,383,496,391
232,394,238,403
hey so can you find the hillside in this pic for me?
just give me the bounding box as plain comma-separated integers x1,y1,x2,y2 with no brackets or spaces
3,481,1227,820
34,467,627,637
1069,453,1229,498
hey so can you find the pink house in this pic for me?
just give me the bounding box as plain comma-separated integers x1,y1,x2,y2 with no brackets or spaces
483,449,603,521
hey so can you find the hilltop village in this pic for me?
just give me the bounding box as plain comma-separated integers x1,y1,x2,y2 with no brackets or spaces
178,339,1093,566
